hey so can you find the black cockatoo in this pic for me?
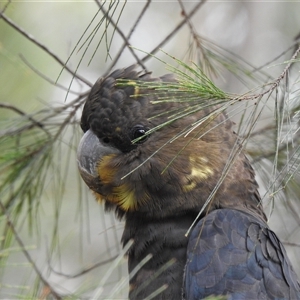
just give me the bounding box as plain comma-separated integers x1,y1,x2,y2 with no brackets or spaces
77,66,300,299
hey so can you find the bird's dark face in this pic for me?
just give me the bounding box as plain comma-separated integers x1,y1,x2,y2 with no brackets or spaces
77,66,263,220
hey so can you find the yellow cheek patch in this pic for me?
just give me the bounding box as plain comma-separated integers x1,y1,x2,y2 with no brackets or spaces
183,156,214,192
97,154,118,185
96,154,148,211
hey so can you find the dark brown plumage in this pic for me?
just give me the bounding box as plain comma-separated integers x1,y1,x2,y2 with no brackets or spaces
77,66,300,299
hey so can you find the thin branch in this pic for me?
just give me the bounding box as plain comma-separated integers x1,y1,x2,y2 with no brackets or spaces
0,12,93,87
0,102,43,127
178,0,209,63
141,0,207,63
0,102,53,139
0,0,11,15
283,241,300,248
94,0,147,71
253,42,298,74
105,0,152,75
240,45,300,101
0,201,62,300
49,254,119,279
0,91,88,138
20,54,83,95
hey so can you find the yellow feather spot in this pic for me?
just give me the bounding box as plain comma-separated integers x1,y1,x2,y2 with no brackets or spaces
190,165,213,179
127,80,137,86
112,184,138,211
92,188,137,211
183,156,214,192
106,183,149,211
93,191,105,203
125,80,139,97
183,181,197,192
134,85,140,97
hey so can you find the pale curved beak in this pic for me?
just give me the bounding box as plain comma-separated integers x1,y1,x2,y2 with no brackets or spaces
77,129,119,191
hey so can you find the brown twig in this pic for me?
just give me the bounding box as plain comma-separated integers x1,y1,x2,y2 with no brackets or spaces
0,12,93,87
141,0,207,63
239,44,300,101
105,0,152,76
0,90,88,138
94,0,147,71
0,201,62,300
283,241,300,248
19,54,83,95
49,254,119,279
